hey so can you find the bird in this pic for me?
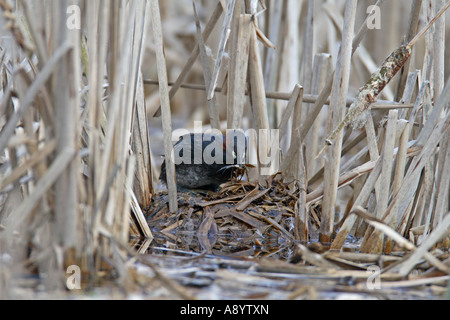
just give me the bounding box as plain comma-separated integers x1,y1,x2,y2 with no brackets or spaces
159,132,246,191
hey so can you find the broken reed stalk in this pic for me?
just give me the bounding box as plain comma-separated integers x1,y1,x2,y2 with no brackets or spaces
281,85,304,180
227,12,251,129
248,9,271,184
317,0,450,158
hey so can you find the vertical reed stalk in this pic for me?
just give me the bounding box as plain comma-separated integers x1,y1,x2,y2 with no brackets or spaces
320,0,357,243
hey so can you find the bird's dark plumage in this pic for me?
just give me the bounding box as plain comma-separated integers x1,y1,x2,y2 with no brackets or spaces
159,132,246,190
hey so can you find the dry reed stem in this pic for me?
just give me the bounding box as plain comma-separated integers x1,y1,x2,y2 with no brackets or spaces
416,76,450,148
198,207,217,253
306,53,332,177
433,0,445,99
132,73,154,209
395,0,422,101
262,0,283,93
192,0,220,130
227,13,251,129
320,0,357,243
278,84,302,144
275,0,300,152
433,134,450,226
248,11,271,184
295,145,308,241
364,113,379,161
392,122,411,218
249,16,270,133
207,0,235,101
144,78,412,109
301,0,314,97
54,1,80,251
86,0,109,220
283,87,304,181
375,110,398,219
407,0,450,48
150,0,177,213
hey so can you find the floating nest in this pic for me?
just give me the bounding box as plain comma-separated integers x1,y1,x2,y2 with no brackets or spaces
140,177,449,300
145,176,317,260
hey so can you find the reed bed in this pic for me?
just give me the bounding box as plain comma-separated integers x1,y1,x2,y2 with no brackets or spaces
0,0,449,299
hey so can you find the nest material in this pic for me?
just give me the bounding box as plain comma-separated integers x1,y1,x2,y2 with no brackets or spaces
145,177,313,259
141,177,449,300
